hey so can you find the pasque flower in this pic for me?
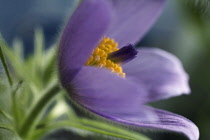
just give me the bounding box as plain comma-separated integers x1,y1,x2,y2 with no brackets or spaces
58,0,199,139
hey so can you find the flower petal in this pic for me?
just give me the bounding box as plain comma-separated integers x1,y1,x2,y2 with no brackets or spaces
58,0,112,85
106,0,166,47
67,66,156,121
123,48,190,102
92,107,199,140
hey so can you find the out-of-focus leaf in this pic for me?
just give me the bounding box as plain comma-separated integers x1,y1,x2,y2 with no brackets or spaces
182,0,210,18
0,44,12,116
0,45,13,86
41,46,57,86
1,30,57,94
31,28,45,90
0,109,12,123
13,38,24,62
0,56,7,92
34,28,44,66
11,81,24,130
0,36,25,82
176,0,210,60
0,125,20,140
0,91,10,118
0,111,16,140
0,123,14,132
0,112,11,127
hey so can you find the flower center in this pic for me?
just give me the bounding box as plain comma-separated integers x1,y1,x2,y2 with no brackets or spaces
86,37,137,78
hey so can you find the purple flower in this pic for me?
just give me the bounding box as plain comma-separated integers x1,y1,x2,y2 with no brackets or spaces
58,0,199,140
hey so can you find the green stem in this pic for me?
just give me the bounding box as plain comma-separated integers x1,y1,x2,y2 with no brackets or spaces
0,45,13,86
32,121,135,140
18,82,60,139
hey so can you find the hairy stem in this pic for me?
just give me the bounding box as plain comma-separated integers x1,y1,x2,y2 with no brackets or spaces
18,82,60,139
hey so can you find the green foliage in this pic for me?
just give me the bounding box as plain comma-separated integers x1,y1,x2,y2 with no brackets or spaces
0,46,13,86
0,29,150,140
183,0,210,18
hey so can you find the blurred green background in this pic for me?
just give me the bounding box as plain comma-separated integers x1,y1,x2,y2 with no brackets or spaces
0,0,210,140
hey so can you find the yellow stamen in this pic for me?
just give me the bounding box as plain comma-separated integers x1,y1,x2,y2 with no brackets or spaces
85,37,126,78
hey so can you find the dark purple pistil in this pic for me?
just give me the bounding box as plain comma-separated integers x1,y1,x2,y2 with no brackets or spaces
108,44,138,64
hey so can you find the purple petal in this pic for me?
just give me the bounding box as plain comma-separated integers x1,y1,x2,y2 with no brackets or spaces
58,0,112,85
148,109,199,140
93,107,199,140
67,66,156,121
123,48,190,102
106,0,166,47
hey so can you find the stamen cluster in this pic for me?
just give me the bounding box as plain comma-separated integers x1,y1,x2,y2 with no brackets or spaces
86,37,126,77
